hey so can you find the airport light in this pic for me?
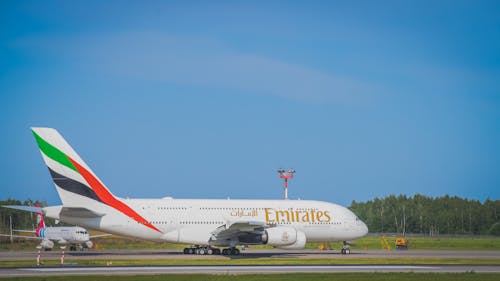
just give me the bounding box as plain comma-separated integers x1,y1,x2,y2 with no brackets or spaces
278,168,295,200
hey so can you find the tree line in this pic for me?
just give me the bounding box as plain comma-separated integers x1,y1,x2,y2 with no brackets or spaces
349,194,500,236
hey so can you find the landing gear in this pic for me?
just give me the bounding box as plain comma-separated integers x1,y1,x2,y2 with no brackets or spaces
341,241,351,255
231,248,240,255
182,246,238,255
183,246,223,255
69,245,77,251
222,247,240,255
340,248,351,254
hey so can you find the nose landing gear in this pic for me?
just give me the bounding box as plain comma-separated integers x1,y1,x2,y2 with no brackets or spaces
341,241,351,254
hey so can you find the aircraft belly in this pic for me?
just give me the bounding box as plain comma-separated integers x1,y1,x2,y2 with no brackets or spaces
302,226,331,242
161,229,179,243
179,226,212,245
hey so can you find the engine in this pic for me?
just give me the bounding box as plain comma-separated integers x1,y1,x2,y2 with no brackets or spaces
83,241,93,248
276,229,306,249
39,239,54,250
235,227,307,249
262,227,298,246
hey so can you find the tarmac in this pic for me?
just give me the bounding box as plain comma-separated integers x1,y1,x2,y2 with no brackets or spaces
1,264,500,276
0,249,499,277
1,249,499,261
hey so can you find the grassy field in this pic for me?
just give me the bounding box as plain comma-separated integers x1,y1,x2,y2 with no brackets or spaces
2,235,500,251
2,273,500,281
343,236,500,251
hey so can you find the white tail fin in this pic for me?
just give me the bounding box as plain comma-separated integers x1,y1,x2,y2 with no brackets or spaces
31,127,115,206
31,127,163,233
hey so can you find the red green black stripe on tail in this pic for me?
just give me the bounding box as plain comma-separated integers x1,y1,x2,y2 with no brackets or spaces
32,129,162,233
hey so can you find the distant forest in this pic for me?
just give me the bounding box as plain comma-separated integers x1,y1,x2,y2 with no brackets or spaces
349,194,500,236
1,196,499,236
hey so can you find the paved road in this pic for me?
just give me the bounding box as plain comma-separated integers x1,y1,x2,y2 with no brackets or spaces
1,264,500,276
1,249,499,261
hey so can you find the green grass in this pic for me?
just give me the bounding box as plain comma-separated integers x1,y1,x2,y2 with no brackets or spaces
1,273,500,281
2,235,500,251
346,236,500,251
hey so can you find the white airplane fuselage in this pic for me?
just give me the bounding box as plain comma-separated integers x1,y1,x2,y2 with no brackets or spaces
45,198,368,246
38,226,90,244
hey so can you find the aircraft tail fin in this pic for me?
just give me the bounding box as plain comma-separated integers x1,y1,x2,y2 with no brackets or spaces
31,127,117,206
31,127,163,233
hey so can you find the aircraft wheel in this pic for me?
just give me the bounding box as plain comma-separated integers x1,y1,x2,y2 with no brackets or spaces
187,248,194,254
199,248,205,255
222,248,229,255
231,248,240,255
214,249,221,255
207,248,213,255
183,248,189,254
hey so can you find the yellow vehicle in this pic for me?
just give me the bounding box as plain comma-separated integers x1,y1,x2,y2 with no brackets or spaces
395,237,408,250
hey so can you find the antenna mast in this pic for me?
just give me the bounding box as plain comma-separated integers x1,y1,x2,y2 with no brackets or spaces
277,168,295,200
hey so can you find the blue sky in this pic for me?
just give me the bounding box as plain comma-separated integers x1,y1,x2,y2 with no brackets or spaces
1,1,499,206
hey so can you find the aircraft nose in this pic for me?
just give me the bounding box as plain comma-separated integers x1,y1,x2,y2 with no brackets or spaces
360,221,368,236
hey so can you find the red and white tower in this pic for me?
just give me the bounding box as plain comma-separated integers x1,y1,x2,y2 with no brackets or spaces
278,168,295,200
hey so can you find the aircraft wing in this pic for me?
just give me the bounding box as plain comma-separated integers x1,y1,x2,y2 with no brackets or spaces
13,229,36,233
89,233,112,239
2,205,43,213
210,220,267,243
0,234,42,240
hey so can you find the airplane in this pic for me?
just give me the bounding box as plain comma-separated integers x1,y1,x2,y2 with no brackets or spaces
30,127,368,255
0,203,108,251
